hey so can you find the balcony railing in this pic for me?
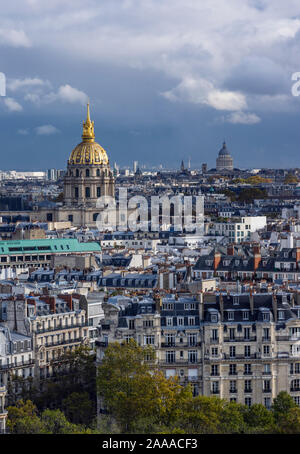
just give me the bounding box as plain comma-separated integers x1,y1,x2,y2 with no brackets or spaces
263,388,272,393
244,388,252,393
0,360,35,370
211,389,220,394
209,338,219,344
224,353,257,360
224,337,257,343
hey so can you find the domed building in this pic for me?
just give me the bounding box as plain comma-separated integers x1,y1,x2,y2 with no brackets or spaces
63,103,114,207
37,104,115,227
216,141,233,172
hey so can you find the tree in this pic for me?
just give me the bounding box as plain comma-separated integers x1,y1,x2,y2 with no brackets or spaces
284,174,298,184
243,403,274,432
272,391,297,423
62,391,94,426
177,396,245,434
7,400,94,434
277,406,300,434
7,399,46,434
96,340,192,433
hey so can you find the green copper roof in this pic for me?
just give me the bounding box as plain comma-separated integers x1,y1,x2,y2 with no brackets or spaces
0,238,101,255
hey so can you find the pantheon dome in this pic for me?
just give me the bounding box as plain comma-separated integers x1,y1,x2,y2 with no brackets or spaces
216,141,233,172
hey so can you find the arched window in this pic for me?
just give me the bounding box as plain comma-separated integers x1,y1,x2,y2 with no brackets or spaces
96,169,100,177
93,213,99,222
86,169,90,177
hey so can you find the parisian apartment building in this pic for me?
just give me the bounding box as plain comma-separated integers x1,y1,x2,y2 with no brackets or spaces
96,290,300,411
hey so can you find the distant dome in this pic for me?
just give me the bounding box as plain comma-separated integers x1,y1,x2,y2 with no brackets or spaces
216,141,233,172
218,141,230,156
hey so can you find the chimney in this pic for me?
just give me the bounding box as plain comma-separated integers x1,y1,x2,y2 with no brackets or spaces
272,293,278,323
214,252,221,272
227,244,234,256
27,299,36,316
219,293,224,322
253,244,261,271
197,292,204,321
58,294,73,311
296,247,300,268
249,289,254,315
48,296,56,314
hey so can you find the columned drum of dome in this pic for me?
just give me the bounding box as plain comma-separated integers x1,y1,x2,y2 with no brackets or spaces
216,141,233,172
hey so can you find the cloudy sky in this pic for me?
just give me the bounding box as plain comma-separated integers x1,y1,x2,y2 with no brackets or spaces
1,0,300,170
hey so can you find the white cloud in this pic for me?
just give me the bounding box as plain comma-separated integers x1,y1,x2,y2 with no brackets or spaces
7,78,50,92
0,28,31,47
162,77,247,111
2,0,300,115
4,97,23,112
35,124,60,135
223,111,261,124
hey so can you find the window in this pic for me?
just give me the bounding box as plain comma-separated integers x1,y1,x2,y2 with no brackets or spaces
243,311,249,320
278,310,284,320
244,327,250,340
144,335,154,345
177,317,184,326
165,334,175,346
229,364,237,375
188,317,195,326
229,328,235,340
74,187,79,198
264,364,271,374
188,333,197,346
263,312,270,322
228,311,234,321
211,365,219,376
129,319,135,330
211,347,218,357
97,187,101,197
166,317,173,327
244,364,252,375
263,328,270,341
211,329,218,341
86,169,90,177
85,187,90,198
211,381,219,394
245,397,252,407
188,350,197,363
229,346,236,358
244,345,251,357
166,351,175,363
68,215,73,222
211,313,218,323
263,379,271,392
230,380,237,393
244,380,252,393
263,345,270,356
264,397,271,409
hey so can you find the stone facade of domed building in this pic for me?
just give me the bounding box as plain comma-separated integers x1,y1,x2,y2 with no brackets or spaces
37,104,115,227
216,141,234,172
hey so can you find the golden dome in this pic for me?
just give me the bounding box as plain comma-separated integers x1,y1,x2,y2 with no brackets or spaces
68,103,109,166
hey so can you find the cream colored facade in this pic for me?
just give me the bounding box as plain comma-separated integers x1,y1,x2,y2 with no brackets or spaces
97,291,300,410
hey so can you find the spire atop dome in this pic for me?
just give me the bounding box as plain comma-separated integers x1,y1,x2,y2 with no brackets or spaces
82,101,95,142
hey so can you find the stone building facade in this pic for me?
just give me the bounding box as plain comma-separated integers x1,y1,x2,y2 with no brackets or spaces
96,290,300,411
